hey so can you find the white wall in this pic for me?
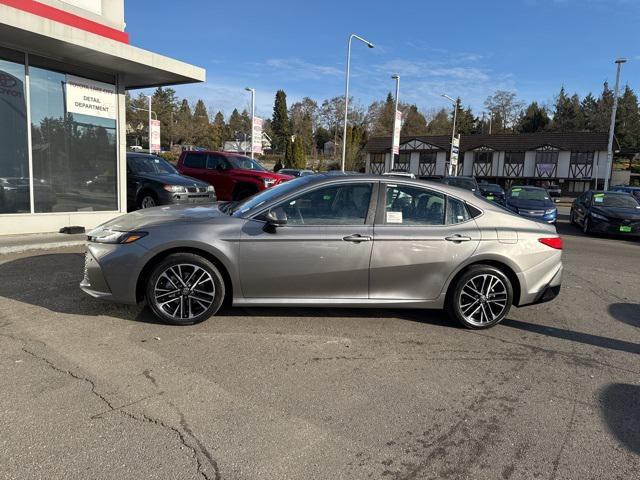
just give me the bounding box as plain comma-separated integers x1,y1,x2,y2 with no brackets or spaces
38,0,125,31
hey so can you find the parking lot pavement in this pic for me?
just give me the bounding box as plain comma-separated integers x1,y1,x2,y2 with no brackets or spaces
0,215,638,480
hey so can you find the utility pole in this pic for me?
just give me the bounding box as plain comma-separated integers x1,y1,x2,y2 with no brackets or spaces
245,87,255,159
604,58,626,191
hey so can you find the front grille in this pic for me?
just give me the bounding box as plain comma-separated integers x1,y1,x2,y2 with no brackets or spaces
187,187,197,193
519,209,545,216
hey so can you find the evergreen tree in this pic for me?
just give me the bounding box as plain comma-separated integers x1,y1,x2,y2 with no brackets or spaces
290,97,318,154
552,88,584,131
174,99,194,145
595,82,614,132
425,108,452,135
517,102,550,133
581,93,599,131
151,87,179,149
292,138,306,168
616,85,640,150
400,105,428,136
272,90,291,153
228,108,244,138
368,92,396,136
211,111,226,149
192,100,210,147
455,103,476,135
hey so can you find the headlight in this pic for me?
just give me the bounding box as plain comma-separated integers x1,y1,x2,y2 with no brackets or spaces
591,212,608,221
544,208,557,215
88,228,147,244
207,185,215,192
263,178,277,188
163,185,187,193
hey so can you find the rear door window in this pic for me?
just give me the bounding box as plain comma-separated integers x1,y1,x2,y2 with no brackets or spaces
446,197,472,224
384,185,445,225
183,153,205,169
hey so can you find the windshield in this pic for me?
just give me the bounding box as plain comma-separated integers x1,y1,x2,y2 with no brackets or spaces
592,193,640,208
230,177,309,216
481,184,502,193
227,155,267,172
507,188,549,201
129,156,177,175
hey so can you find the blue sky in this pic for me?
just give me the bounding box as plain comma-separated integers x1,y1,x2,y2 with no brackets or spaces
125,0,640,119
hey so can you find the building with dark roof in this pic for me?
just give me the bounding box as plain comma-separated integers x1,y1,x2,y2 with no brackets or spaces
364,132,620,195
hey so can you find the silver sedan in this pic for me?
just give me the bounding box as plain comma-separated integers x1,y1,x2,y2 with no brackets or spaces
80,174,563,329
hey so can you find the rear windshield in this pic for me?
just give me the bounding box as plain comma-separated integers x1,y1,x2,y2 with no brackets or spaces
507,188,549,201
592,193,640,208
442,177,477,191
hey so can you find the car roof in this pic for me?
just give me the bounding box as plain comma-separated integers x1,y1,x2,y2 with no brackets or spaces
184,150,248,157
509,185,544,190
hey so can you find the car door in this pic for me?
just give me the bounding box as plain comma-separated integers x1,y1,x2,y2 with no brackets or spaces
369,182,480,301
205,154,233,200
574,192,591,225
238,181,377,299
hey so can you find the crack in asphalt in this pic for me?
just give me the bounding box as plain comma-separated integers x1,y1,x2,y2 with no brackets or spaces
0,332,219,480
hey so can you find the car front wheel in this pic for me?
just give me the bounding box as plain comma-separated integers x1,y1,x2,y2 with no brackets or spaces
145,253,225,325
583,216,591,234
447,265,513,329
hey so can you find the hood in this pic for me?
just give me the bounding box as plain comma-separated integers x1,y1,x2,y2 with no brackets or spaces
232,169,294,181
592,205,640,220
506,198,554,210
96,203,228,231
137,172,210,187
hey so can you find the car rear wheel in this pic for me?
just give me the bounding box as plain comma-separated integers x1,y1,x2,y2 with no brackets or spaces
447,265,513,329
138,192,157,209
145,253,225,325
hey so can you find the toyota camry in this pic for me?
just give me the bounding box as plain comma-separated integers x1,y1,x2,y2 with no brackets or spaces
80,174,563,329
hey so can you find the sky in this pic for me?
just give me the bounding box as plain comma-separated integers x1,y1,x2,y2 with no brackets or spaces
125,0,640,120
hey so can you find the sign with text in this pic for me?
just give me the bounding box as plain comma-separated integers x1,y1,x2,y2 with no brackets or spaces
150,119,161,153
65,75,116,120
450,135,460,166
392,110,402,155
252,117,264,154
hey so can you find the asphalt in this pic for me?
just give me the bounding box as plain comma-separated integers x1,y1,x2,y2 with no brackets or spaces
0,207,638,480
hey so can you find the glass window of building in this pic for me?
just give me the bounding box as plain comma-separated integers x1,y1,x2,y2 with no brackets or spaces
0,54,29,213
395,153,411,172
29,67,117,213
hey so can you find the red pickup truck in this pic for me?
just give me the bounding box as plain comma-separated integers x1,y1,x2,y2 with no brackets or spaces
176,151,293,201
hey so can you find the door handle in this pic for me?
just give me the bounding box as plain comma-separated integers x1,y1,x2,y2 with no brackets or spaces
445,234,472,242
343,234,372,243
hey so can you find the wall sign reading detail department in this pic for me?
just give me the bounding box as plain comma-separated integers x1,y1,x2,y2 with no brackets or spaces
60,0,102,15
65,75,116,120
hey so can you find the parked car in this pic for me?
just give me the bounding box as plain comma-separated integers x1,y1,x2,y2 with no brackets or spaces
81,174,563,330
278,168,315,177
177,151,293,201
127,153,215,210
478,183,505,203
544,183,562,197
570,190,640,236
439,176,479,193
0,176,57,213
504,186,558,224
610,185,640,202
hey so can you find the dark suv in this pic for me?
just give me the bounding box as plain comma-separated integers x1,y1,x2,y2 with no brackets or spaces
127,153,215,210
177,151,293,201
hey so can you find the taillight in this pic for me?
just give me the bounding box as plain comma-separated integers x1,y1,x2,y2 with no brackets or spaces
539,237,563,250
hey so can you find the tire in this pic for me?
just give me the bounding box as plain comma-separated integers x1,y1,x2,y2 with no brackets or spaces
138,192,158,209
233,186,257,201
145,253,225,326
583,216,591,235
446,265,514,329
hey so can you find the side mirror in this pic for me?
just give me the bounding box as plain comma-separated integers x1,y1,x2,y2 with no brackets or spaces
263,208,287,231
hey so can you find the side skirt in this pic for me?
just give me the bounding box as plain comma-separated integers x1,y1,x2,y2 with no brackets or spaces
232,296,446,309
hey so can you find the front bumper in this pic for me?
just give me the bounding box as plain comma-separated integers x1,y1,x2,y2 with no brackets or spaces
589,218,640,236
162,191,216,205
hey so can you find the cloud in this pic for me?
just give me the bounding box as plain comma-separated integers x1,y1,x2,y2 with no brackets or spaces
263,58,342,79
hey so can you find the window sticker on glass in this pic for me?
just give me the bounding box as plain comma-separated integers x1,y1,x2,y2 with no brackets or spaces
511,190,520,197
594,196,604,203
386,211,403,223
323,195,332,200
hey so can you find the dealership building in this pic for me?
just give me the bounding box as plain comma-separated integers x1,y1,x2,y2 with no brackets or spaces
0,0,204,235
364,132,622,194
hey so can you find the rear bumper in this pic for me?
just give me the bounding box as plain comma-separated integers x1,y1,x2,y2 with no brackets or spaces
518,263,563,307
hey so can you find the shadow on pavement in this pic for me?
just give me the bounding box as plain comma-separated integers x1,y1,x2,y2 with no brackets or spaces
608,303,640,328
0,252,460,327
501,318,640,355
600,383,640,455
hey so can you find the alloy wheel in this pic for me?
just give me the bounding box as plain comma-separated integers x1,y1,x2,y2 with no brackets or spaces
153,264,215,321
458,273,508,326
141,196,156,208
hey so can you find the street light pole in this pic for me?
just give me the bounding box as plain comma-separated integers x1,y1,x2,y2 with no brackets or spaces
442,94,458,176
245,87,255,159
390,74,400,171
604,58,627,191
148,95,152,152
342,33,375,172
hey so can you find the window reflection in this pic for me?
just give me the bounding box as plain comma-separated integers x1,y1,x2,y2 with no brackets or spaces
30,67,117,212
0,58,30,213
